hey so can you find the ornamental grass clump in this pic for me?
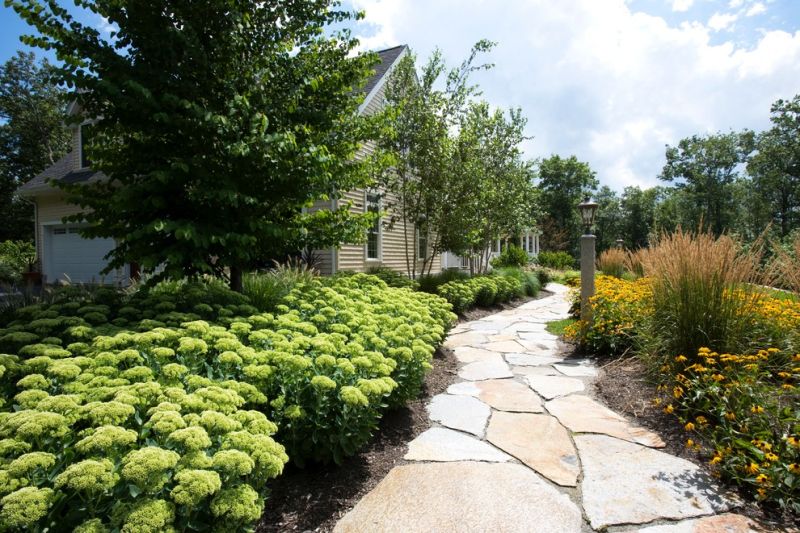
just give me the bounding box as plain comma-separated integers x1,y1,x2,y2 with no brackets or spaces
640,229,770,362
596,248,626,278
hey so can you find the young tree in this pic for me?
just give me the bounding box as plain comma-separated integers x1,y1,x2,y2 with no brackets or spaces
659,131,755,236
7,0,378,290
0,51,70,241
535,155,598,254
442,102,537,273
748,95,800,239
374,42,494,277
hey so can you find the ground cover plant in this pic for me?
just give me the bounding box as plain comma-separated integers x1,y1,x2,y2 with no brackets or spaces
567,229,800,514
0,273,455,530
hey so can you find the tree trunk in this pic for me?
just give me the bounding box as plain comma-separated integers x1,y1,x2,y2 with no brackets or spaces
230,266,243,293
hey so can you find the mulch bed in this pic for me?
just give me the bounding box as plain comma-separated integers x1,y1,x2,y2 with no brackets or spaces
257,294,542,532
592,356,798,531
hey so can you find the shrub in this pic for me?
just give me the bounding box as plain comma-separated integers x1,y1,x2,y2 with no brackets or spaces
490,244,529,269
437,275,523,313
536,251,575,270
597,248,626,278
365,266,419,290
659,347,799,514
535,269,551,287
417,269,470,294
494,267,541,297
0,241,35,284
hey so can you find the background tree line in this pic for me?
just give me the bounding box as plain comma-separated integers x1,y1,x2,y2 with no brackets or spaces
536,94,800,256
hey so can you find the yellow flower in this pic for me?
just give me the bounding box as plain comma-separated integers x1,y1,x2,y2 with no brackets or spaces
724,411,736,421
651,398,662,406
765,453,778,462
750,405,764,414
686,439,694,448
786,436,799,448
757,488,767,500
695,416,707,425
663,404,674,415
675,355,688,363
745,462,759,474
709,454,722,465
789,463,800,474
673,386,684,399
684,422,695,431
755,474,768,484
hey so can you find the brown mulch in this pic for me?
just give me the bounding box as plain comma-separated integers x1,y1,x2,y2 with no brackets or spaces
256,345,459,533
592,356,798,531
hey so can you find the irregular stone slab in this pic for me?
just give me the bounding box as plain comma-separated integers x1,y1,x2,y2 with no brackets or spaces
525,375,585,399
452,346,497,364
487,412,579,486
546,395,664,447
443,331,489,349
553,361,597,377
519,339,562,352
505,352,563,366
635,513,760,533
513,365,563,377
576,434,733,530
446,381,480,396
333,462,582,533
474,379,544,412
458,357,513,381
404,428,511,463
482,340,527,353
500,322,548,334
488,334,518,342
466,321,502,332
427,394,490,436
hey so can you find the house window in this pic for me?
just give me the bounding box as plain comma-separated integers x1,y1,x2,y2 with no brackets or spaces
417,225,428,260
366,192,381,260
80,124,93,168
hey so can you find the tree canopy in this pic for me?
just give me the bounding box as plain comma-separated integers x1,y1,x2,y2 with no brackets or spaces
7,0,379,289
0,51,70,241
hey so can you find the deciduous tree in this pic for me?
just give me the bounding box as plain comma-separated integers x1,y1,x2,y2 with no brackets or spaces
7,0,378,290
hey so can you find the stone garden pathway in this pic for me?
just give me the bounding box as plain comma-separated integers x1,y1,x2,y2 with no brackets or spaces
334,284,761,533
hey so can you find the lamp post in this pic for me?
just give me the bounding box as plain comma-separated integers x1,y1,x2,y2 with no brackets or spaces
577,196,599,325
616,238,624,249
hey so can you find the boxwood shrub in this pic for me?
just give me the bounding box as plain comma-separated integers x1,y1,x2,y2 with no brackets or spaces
0,274,455,529
437,275,523,313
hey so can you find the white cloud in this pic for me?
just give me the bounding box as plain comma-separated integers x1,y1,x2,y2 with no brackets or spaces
746,2,767,16
708,12,739,31
728,0,744,8
351,0,800,190
94,15,117,35
671,0,694,12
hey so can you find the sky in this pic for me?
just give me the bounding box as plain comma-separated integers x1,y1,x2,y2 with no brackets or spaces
2,0,799,191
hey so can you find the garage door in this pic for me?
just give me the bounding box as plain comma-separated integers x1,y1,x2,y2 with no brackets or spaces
47,226,121,284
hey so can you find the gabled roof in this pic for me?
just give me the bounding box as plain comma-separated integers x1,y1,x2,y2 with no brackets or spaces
19,44,408,196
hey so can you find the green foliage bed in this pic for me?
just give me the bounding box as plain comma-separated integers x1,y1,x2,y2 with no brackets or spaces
0,274,455,531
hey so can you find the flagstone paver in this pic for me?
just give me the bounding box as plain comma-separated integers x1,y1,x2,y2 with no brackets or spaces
333,462,583,533
470,378,544,412
547,394,665,447
576,434,734,529
525,374,586,399
632,513,760,533
427,394,490,436
404,428,511,463
335,283,744,532
486,411,579,486
457,356,513,381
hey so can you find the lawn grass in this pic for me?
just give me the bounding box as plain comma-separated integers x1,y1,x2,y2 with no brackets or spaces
546,317,576,336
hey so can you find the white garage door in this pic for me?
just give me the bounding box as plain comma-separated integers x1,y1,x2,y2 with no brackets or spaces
46,226,121,284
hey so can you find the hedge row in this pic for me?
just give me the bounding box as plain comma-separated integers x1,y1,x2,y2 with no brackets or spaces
0,274,455,531
437,275,523,313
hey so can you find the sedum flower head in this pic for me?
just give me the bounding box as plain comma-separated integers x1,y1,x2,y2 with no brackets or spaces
194,410,242,435
117,498,176,533
1,410,68,440
0,439,31,458
221,431,288,481
340,386,369,407
121,447,180,493
74,518,109,533
311,375,337,391
16,374,50,390
167,426,212,451
210,484,263,524
211,449,255,477
13,389,49,409
7,452,56,478
76,425,138,455
54,459,117,494
83,401,136,426
161,363,189,381
0,486,54,529
231,410,277,435
170,469,221,506
146,409,187,436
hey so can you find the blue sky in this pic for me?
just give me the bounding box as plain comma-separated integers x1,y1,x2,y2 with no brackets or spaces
2,1,799,190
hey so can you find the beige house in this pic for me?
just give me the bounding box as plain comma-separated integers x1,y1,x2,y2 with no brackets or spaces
18,45,442,284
